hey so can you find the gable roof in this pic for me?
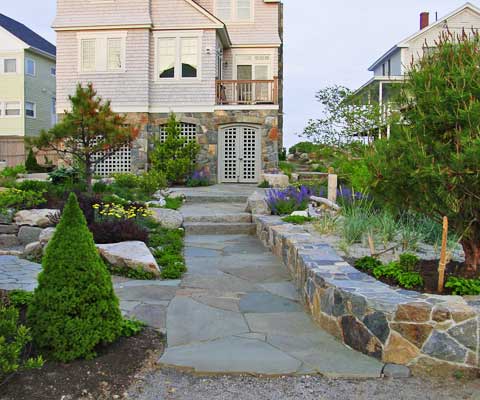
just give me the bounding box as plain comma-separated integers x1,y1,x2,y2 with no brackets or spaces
368,2,480,71
0,13,56,58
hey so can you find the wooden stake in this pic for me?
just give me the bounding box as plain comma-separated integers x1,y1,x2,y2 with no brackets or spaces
368,234,376,256
327,174,338,203
438,216,449,294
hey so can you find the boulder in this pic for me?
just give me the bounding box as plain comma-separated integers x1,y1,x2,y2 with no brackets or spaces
24,241,43,257
287,153,295,161
299,153,310,162
0,234,19,247
18,226,43,245
0,224,19,234
14,209,59,228
39,227,56,244
96,241,160,276
245,191,270,215
259,173,289,188
151,208,183,229
0,209,15,224
169,191,186,200
147,199,166,208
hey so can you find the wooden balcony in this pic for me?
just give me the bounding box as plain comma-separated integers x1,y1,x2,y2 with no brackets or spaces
216,77,279,105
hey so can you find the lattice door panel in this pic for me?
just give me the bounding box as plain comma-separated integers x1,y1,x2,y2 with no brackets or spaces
91,139,132,177
240,127,259,183
221,127,239,182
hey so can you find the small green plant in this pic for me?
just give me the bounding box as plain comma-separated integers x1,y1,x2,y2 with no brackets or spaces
258,180,271,189
7,290,34,308
397,271,424,289
373,262,402,280
48,167,80,185
445,277,480,296
399,253,419,272
165,197,183,210
0,165,26,179
313,213,338,235
372,211,397,246
148,225,186,280
0,188,46,212
28,193,123,362
341,202,374,244
121,318,146,337
186,169,211,187
160,262,187,280
281,215,314,225
107,264,157,280
355,256,382,272
372,260,423,290
279,161,296,178
0,305,44,383
453,370,465,380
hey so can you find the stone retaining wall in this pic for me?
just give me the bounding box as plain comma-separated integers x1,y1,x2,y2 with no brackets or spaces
254,215,480,377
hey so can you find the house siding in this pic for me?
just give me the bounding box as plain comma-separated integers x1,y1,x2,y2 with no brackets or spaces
56,29,150,111
24,50,56,137
151,0,218,28
373,48,402,77
54,0,151,28
195,0,281,45
0,50,24,137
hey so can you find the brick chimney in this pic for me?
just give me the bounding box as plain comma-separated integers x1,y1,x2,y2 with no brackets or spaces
420,12,430,30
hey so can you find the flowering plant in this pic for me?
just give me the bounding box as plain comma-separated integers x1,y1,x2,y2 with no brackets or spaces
186,168,211,187
266,186,312,215
92,202,152,220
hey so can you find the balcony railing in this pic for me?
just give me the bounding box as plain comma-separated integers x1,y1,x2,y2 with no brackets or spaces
216,77,279,105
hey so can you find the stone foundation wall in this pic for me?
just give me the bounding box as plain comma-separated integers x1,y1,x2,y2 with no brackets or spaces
254,215,480,378
125,110,280,182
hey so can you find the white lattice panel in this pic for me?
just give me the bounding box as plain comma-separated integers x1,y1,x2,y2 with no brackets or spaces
241,127,258,182
91,139,132,177
222,127,239,182
158,123,197,143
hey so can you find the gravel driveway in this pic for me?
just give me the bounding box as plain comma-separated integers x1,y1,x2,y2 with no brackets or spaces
128,369,480,400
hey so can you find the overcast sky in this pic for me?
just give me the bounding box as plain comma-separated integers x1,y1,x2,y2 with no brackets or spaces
1,0,470,148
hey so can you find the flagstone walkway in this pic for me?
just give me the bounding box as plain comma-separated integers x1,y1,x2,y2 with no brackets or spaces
0,235,384,377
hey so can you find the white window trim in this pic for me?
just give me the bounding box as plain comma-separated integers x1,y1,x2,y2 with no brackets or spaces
25,102,36,119
1,58,19,75
25,58,36,76
232,49,275,80
77,31,127,74
3,101,22,118
154,31,203,83
214,0,255,23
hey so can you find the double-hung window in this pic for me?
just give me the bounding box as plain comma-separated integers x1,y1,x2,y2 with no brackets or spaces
79,32,126,73
3,59,17,73
156,33,200,81
25,58,36,76
5,102,21,117
25,102,36,118
215,0,252,22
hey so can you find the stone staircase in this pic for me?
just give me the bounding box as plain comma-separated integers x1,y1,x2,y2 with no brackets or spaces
178,187,257,235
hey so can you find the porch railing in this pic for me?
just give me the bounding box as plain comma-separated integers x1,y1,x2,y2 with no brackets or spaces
216,77,279,105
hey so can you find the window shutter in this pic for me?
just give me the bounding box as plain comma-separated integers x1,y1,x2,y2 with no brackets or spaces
216,0,231,21
107,38,123,71
81,39,96,72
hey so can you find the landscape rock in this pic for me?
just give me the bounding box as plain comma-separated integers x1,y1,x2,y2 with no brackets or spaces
260,173,289,188
17,226,43,245
245,191,270,215
390,322,433,348
340,315,382,359
287,153,295,161
382,364,411,378
24,241,43,257
422,330,467,363
363,312,390,344
96,241,160,276
169,191,186,200
394,302,432,323
291,210,309,218
0,234,19,247
0,224,19,234
147,199,166,208
447,319,478,351
0,209,15,224
14,209,59,228
299,153,309,161
151,208,183,229
383,332,420,364
39,227,56,244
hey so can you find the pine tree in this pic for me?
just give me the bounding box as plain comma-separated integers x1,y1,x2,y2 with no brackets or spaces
28,193,123,362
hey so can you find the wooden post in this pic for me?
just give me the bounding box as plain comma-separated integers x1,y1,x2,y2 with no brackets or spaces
368,234,376,256
438,216,449,294
328,174,338,203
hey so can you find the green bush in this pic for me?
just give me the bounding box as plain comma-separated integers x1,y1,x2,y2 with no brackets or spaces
48,167,80,185
0,305,43,382
149,225,186,280
397,271,424,289
112,173,140,189
139,170,167,195
279,161,296,178
372,260,423,290
445,277,480,296
0,188,46,212
15,180,52,193
399,253,419,272
121,319,145,337
7,290,34,308
28,193,123,362
150,114,199,185
354,256,382,272
25,149,44,173
289,141,319,155
0,165,26,179
281,215,314,225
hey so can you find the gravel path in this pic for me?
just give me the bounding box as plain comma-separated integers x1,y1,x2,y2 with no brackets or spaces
128,369,480,400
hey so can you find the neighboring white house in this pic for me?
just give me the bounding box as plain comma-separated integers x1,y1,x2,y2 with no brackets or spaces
53,0,283,182
355,3,480,110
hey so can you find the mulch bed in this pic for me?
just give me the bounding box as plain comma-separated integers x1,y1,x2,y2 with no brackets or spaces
0,328,164,400
345,257,475,295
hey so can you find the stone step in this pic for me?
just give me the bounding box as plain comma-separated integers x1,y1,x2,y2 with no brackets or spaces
184,222,256,235
185,194,250,204
184,213,252,224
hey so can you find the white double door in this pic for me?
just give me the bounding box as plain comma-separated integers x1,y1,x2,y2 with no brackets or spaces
219,126,261,183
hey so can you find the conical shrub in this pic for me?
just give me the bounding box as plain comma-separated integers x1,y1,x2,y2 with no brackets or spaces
28,193,123,362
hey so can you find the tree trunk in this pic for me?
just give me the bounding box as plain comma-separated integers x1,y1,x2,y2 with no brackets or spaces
85,156,93,193
460,238,480,278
